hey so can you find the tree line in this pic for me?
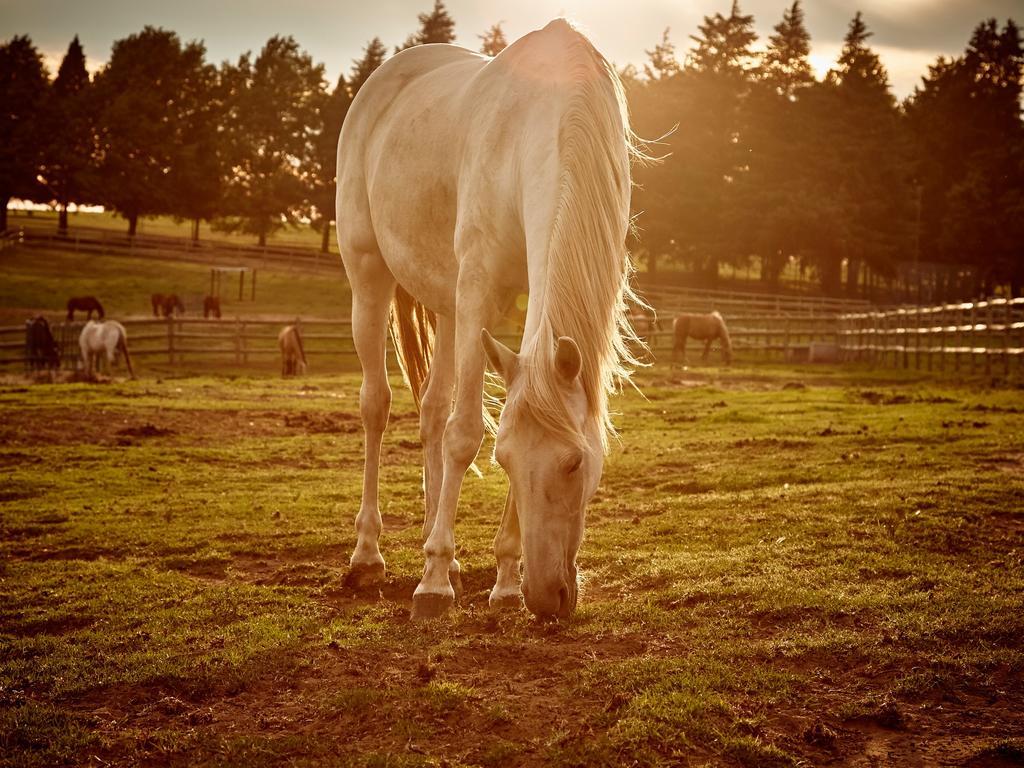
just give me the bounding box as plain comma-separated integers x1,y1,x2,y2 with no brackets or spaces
627,2,1022,297
0,1,491,250
1,1,1021,296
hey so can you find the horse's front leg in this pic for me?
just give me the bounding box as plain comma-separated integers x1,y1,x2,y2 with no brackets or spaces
489,489,522,609
345,263,395,588
418,316,459,591
412,288,494,620
702,339,712,362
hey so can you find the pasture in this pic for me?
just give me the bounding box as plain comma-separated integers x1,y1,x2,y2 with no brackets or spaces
2,364,1022,766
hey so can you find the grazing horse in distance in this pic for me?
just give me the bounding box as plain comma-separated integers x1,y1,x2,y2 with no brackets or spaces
26,316,60,371
66,296,104,321
336,19,644,620
278,325,307,376
672,311,733,365
79,320,135,379
203,296,221,319
151,293,184,317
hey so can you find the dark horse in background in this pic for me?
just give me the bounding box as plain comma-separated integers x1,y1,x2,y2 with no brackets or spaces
26,316,60,370
203,296,221,319
151,293,185,317
66,296,104,321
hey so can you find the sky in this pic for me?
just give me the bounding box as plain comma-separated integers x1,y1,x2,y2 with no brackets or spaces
2,0,1020,98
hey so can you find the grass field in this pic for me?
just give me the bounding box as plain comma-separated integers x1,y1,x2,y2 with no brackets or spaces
2,362,1022,767
0,246,349,325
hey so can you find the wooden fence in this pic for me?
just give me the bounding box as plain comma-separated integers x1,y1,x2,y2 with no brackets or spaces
3,310,848,371
838,297,1024,375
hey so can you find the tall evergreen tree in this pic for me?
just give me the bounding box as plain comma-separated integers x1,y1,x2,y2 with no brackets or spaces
93,27,210,236
40,36,95,235
644,28,680,81
0,35,48,231
219,36,325,246
479,23,508,56
397,0,456,51
908,18,1023,295
763,1,814,96
309,74,353,253
350,37,387,96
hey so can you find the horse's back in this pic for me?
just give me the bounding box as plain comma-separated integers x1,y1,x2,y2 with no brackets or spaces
336,22,598,315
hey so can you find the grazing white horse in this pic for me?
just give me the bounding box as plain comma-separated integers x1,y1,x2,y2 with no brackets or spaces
79,320,135,379
336,19,644,619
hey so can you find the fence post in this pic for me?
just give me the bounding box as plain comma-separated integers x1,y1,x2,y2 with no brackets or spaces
234,318,241,365
167,317,175,366
1003,300,1011,377
939,306,946,373
983,301,992,376
969,304,976,374
241,320,248,365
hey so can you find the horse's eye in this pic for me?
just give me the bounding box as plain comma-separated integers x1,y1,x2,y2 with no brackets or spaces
566,455,582,474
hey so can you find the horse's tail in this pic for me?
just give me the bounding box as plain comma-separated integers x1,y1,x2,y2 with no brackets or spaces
388,285,435,410
117,326,135,379
715,313,733,364
96,299,105,320
672,315,687,350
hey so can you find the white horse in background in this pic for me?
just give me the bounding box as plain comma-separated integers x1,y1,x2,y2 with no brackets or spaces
79,320,135,379
336,19,645,620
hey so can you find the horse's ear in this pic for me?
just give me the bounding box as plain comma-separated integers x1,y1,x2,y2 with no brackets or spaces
555,336,582,383
481,328,518,382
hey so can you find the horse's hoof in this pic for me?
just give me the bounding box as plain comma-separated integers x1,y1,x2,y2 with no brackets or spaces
411,591,454,621
488,589,523,611
344,561,385,590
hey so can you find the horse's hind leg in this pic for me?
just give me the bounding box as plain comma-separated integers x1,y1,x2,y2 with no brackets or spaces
345,254,395,588
702,339,712,362
489,490,523,609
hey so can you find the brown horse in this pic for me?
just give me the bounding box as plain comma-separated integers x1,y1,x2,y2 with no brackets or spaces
672,311,733,365
278,325,307,377
151,294,184,317
203,296,221,319
66,296,104,321
26,316,61,370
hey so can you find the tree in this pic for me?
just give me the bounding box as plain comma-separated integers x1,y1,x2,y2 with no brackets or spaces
165,56,223,242
811,12,908,295
350,37,387,96
397,0,456,52
40,36,95,235
309,75,353,252
762,1,814,97
219,36,326,246
92,27,210,236
907,18,1023,295
0,36,48,231
744,1,817,286
644,28,680,81
689,0,758,76
479,23,508,56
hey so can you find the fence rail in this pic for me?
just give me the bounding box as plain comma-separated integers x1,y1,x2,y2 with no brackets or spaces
838,297,1024,375
4,310,847,371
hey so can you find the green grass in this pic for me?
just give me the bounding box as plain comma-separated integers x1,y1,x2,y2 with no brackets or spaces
1,363,1022,766
0,244,349,323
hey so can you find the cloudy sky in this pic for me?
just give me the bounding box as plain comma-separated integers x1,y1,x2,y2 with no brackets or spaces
3,0,1019,97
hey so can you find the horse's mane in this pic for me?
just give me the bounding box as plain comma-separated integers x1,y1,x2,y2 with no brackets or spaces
517,21,647,452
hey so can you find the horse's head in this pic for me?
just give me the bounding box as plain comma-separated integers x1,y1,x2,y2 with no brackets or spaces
482,330,602,620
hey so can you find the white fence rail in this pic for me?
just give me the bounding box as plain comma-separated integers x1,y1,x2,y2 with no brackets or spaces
838,297,1024,375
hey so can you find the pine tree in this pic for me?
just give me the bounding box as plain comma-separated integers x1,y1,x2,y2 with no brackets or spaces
479,23,508,56
644,28,680,81
40,36,95,235
0,35,48,231
350,37,387,96
397,0,456,51
689,0,757,77
763,1,814,96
